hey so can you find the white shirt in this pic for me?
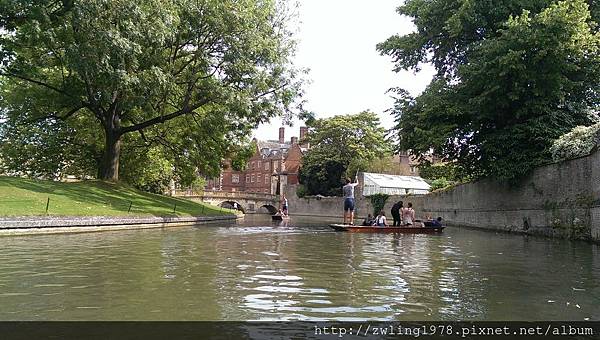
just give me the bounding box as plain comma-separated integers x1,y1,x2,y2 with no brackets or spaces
375,215,387,226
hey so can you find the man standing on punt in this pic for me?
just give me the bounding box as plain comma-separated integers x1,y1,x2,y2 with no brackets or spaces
391,200,403,226
342,176,360,225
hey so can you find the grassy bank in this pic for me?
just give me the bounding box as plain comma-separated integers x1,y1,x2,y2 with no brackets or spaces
0,176,229,217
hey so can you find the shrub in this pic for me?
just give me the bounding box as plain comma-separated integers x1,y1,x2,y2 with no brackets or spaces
550,123,600,162
190,177,206,195
419,163,458,181
296,184,307,198
120,147,174,194
430,177,451,191
369,193,389,215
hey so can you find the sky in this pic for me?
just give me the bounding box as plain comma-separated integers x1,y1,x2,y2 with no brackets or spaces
253,0,435,141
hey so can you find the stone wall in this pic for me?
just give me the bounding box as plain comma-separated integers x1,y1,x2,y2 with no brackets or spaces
285,149,600,242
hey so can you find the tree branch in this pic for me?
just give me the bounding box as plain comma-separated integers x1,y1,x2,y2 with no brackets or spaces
2,72,76,99
59,104,85,120
26,104,85,124
252,82,288,101
120,99,210,134
78,70,107,126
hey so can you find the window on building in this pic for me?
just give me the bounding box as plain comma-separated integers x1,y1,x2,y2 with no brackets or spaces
251,175,255,183
265,176,269,184
257,174,261,183
257,161,261,169
232,174,239,183
275,161,280,170
410,166,417,173
245,175,250,183
264,162,270,171
251,161,255,170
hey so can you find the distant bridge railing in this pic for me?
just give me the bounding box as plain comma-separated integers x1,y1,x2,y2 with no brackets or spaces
173,190,278,201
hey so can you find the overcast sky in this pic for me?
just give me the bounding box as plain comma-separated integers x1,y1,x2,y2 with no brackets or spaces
253,0,435,141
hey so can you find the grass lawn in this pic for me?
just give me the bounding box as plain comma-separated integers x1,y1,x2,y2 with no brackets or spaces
0,176,231,217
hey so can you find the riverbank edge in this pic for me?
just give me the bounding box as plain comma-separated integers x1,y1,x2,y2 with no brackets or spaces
442,220,600,245
286,212,600,244
0,215,240,236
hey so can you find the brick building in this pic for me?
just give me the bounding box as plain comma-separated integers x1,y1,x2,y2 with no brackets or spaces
394,151,421,176
204,126,439,193
206,126,309,194
388,151,442,176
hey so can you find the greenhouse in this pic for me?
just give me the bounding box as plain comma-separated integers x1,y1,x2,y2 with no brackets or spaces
361,172,431,196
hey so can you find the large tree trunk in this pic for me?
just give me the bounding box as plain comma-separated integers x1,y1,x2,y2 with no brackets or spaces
99,125,122,181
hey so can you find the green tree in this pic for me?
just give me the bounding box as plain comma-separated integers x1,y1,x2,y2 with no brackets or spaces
363,155,405,175
298,111,391,195
380,0,600,180
429,178,452,191
0,0,303,181
0,106,101,179
378,0,561,77
120,145,174,194
418,163,460,182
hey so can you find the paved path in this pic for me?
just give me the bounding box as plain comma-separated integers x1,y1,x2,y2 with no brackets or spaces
0,215,239,235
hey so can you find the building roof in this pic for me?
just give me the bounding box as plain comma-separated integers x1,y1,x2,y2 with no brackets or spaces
260,140,291,149
257,140,290,158
362,172,431,191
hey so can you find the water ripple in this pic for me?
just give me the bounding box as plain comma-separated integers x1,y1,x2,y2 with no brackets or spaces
0,216,597,321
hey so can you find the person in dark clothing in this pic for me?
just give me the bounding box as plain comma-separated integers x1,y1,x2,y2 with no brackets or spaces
390,201,403,226
362,214,375,226
424,217,443,227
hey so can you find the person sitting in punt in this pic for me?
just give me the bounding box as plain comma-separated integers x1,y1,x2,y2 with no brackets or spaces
362,214,375,226
424,217,443,227
373,210,388,227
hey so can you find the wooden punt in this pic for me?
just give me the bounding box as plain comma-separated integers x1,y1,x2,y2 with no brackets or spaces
329,223,444,233
271,215,290,221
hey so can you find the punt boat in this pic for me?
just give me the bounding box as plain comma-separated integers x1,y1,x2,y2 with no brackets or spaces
329,223,444,233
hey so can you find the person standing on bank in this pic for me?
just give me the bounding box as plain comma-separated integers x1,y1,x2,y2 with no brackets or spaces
342,175,359,225
391,201,403,226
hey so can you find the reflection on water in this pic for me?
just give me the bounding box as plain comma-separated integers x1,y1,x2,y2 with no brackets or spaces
0,215,598,321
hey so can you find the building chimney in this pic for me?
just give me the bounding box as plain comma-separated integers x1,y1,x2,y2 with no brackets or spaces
299,126,309,148
279,127,285,144
299,126,308,140
291,136,298,145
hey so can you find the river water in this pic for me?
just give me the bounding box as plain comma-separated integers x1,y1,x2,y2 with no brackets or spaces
0,215,598,321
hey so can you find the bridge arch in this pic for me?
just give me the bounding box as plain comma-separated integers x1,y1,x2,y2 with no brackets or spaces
176,191,278,214
219,201,245,214
258,204,278,214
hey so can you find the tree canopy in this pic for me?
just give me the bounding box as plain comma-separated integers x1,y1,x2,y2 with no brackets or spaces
0,0,303,182
379,0,600,180
298,111,391,196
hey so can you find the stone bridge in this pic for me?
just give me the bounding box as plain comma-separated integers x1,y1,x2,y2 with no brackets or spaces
174,190,280,214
